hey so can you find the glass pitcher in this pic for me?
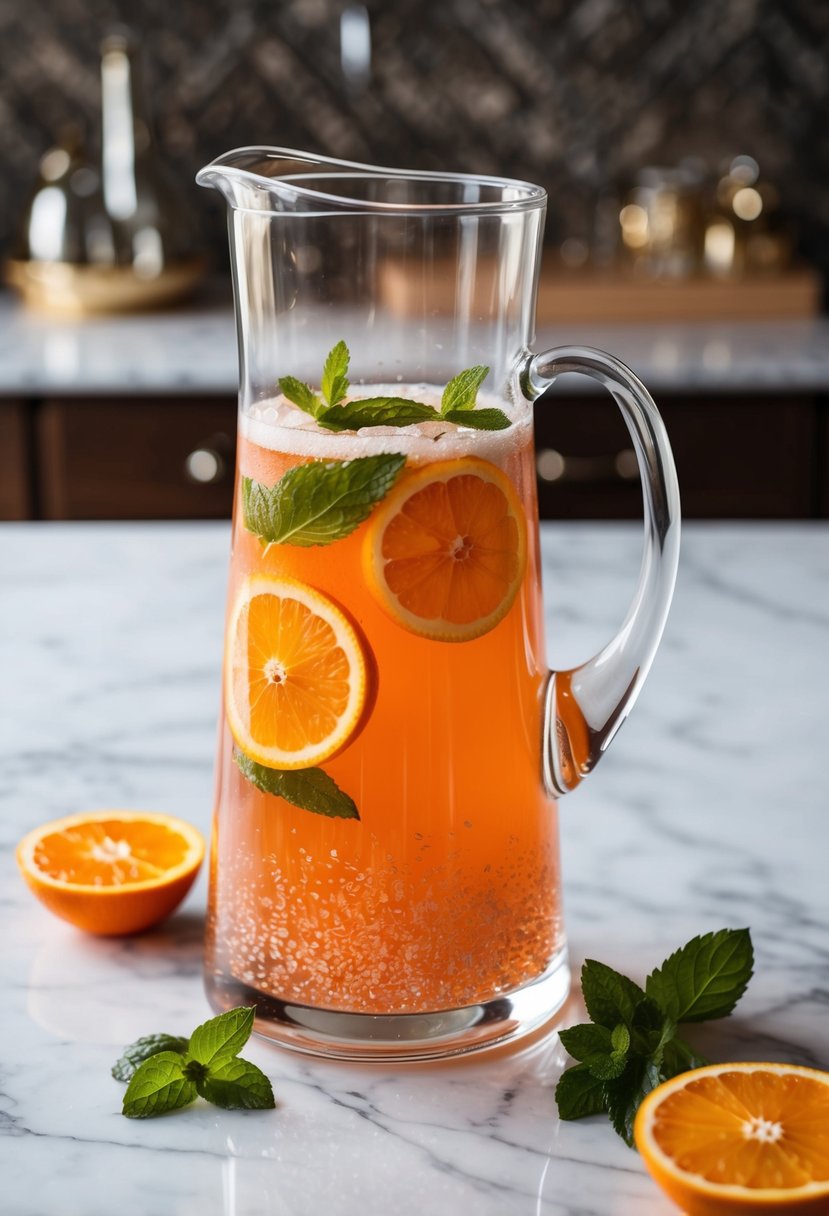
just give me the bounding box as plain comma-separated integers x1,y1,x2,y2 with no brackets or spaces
197,148,680,1060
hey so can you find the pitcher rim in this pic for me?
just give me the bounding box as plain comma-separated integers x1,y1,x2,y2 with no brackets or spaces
196,145,547,216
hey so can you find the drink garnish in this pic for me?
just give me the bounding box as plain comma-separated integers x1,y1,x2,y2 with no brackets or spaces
556,928,754,1145
278,340,512,432
242,453,406,548
225,576,370,772
364,455,527,642
235,752,359,820
114,1006,275,1118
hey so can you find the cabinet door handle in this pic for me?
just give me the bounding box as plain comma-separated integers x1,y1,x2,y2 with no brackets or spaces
536,446,638,485
183,431,234,485
184,441,228,485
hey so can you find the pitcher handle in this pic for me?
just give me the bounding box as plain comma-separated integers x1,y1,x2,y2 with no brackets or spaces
521,345,681,797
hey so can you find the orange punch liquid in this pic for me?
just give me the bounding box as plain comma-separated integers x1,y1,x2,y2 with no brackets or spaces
206,393,563,1015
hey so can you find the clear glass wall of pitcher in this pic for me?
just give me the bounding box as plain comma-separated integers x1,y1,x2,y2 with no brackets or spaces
197,149,680,1060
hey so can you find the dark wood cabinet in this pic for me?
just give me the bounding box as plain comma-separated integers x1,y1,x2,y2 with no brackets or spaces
0,401,31,519
534,394,818,519
0,392,826,520
820,403,829,519
36,398,237,519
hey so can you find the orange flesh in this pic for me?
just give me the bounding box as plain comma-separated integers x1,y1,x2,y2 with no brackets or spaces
33,820,193,887
381,472,522,623
652,1071,829,1189
207,423,563,1015
241,592,351,751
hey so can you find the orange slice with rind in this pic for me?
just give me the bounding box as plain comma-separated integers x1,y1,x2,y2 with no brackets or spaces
225,575,369,769
634,1062,829,1215
364,455,527,642
16,810,205,935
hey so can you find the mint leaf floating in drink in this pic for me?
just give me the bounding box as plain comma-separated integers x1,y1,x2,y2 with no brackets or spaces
320,338,350,408
555,928,754,1146
277,340,511,431
440,364,489,413
117,1006,275,1119
318,397,442,432
442,407,511,431
278,374,325,419
242,453,406,547
235,751,360,820
112,1033,189,1082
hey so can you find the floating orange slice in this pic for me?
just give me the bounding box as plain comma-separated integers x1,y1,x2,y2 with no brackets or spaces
364,456,527,642
634,1062,829,1215
225,575,369,769
16,811,204,936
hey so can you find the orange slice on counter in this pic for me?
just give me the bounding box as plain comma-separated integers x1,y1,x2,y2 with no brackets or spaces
225,575,369,769
364,456,526,642
634,1062,829,1215
16,811,204,936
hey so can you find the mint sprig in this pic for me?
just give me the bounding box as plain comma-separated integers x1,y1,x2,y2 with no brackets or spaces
116,1006,275,1118
242,453,405,548
279,341,511,432
556,928,754,1146
111,1033,189,1082
235,751,359,820
321,339,350,408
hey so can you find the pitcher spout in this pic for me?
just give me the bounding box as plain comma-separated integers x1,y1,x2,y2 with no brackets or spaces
196,145,546,214
195,147,335,212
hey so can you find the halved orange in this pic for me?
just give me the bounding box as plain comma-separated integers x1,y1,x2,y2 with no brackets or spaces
16,811,204,936
364,456,527,642
225,575,369,769
634,1062,829,1215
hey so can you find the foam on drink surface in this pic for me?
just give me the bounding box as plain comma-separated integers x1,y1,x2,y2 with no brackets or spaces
241,384,532,466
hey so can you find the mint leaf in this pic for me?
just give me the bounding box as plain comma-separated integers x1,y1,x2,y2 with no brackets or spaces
588,1052,629,1081
556,931,754,1147
280,346,507,432
279,375,323,418
196,1058,275,1111
581,960,646,1029
559,1022,628,1080
605,1057,661,1146
662,1036,708,1079
122,1051,196,1119
318,397,441,432
442,407,511,431
558,1023,613,1062
555,1063,608,1120
320,340,350,407
188,1006,254,1070
242,454,405,548
645,929,754,1023
112,1034,189,1082
235,752,359,820
440,365,489,413
591,1022,632,1081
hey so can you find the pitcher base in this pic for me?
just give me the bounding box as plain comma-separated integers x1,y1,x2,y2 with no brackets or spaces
204,948,570,1061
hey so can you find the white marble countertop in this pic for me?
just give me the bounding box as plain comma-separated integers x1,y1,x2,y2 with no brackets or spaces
1,287,828,396
1,521,828,1215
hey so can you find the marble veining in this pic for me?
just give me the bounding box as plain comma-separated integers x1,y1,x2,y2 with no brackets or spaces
1,522,828,1215
1,290,829,395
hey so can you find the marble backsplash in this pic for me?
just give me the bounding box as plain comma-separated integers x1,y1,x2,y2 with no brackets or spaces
1,0,828,274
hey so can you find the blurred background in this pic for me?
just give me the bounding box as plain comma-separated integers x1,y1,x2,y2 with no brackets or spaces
2,0,828,522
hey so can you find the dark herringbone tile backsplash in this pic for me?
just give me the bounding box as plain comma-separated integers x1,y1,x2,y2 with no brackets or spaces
2,0,828,272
